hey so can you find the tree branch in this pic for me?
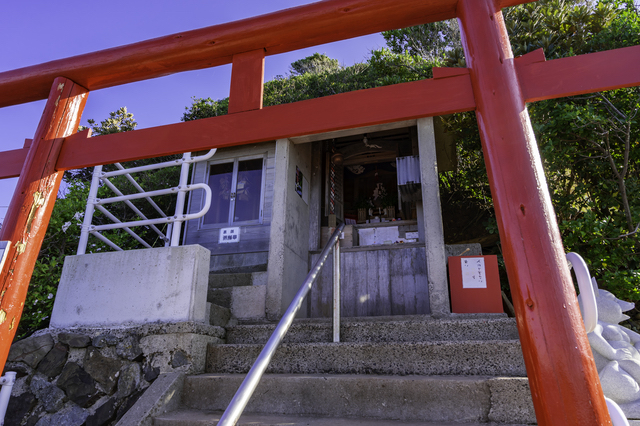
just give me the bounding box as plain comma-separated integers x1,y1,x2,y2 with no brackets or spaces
607,222,640,241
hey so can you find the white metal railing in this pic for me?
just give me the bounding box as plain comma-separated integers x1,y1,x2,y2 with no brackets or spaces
0,372,16,426
77,150,216,255
217,223,345,426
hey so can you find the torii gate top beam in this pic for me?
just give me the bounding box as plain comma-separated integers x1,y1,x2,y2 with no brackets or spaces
0,0,532,109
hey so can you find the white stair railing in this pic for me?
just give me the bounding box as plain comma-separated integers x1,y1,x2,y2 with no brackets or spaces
77,149,216,254
0,372,16,426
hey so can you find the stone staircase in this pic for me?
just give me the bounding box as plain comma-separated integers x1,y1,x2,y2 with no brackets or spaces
152,315,537,425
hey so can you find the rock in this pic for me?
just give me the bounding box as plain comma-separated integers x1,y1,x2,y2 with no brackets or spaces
116,336,142,361
4,361,32,379
85,397,117,426
30,375,65,413
142,363,159,382
4,391,36,426
92,334,119,348
36,343,68,379
8,334,54,368
58,332,91,348
24,405,46,426
117,363,141,398
56,362,98,407
84,347,123,394
34,404,88,426
171,350,189,368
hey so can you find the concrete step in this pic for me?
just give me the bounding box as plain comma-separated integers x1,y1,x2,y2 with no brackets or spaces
161,373,535,424
226,315,519,344
154,410,535,426
207,340,526,377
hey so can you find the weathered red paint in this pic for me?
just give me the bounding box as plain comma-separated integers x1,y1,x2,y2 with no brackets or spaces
457,0,610,424
228,49,265,114
0,78,88,368
56,74,475,170
0,0,533,109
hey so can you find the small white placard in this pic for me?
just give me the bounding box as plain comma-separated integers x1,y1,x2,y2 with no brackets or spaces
219,227,240,244
461,257,487,289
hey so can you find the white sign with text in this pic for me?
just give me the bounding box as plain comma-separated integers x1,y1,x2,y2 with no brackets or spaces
461,257,487,289
219,227,241,244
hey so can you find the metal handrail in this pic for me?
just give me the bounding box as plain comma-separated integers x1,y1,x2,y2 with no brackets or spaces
77,149,216,254
0,372,16,426
217,223,345,426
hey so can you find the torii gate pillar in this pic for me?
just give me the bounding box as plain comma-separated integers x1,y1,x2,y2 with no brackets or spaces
0,78,88,363
457,1,610,424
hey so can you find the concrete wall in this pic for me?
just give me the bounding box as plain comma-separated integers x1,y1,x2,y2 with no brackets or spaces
417,117,450,316
266,139,312,319
50,245,210,328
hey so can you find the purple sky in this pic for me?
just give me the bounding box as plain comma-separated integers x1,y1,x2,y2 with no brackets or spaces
0,0,387,223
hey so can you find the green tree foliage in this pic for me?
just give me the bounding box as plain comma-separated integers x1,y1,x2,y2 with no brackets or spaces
67,107,139,183
387,0,640,300
504,0,621,58
383,19,465,66
290,53,341,75
511,0,640,300
531,88,640,300
182,51,443,121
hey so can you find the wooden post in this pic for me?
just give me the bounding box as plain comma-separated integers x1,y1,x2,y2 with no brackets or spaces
457,0,611,424
228,49,265,114
0,77,88,370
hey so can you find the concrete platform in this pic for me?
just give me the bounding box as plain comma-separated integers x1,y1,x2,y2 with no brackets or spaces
207,340,526,377
153,410,535,426
51,245,210,328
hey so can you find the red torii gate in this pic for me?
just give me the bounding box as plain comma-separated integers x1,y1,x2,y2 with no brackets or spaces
1,0,638,423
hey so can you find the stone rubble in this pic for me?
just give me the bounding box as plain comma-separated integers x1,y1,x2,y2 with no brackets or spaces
3,322,224,426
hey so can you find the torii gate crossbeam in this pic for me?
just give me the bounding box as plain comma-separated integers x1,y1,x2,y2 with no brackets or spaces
2,0,638,423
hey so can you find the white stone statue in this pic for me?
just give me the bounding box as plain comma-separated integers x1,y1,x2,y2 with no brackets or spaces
569,252,636,424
